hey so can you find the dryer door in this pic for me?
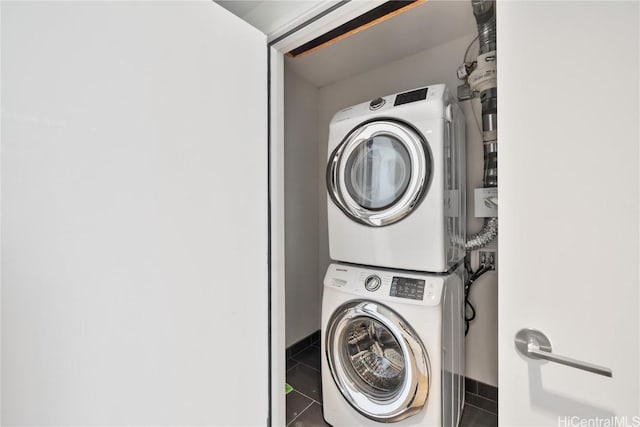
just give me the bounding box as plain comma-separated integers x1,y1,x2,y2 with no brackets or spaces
327,120,431,226
326,300,430,422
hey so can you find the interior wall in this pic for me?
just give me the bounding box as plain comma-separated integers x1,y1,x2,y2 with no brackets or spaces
316,33,499,386
2,2,269,424
284,67,321,347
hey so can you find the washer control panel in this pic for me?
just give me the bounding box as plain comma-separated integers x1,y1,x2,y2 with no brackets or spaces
390,277,426,300
324,263,445,306
364,275,382,292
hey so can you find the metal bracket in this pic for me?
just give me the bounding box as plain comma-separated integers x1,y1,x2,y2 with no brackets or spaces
457,83,473,101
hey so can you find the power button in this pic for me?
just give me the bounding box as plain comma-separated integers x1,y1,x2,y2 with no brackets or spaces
369,97,386,110
364,275,382,292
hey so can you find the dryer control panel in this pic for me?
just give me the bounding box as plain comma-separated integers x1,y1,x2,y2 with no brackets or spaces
394,87,428,106
330,83,446,124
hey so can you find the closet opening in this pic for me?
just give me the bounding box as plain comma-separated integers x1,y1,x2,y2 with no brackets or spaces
278,1,498,425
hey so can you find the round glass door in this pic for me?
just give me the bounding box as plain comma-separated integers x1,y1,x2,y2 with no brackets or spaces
342,316,406,399
327,120,431,226
344,135,412,211
326,301,430,422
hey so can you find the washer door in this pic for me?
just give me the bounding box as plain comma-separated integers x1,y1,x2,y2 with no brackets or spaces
327,120,431,226
325,300,430,422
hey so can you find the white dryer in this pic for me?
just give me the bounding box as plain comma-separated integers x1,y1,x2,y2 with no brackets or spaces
326,84,465,273
321,263,465,426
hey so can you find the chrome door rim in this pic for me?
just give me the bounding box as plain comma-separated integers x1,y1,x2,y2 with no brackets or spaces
327,120,431,227
326,300,430,422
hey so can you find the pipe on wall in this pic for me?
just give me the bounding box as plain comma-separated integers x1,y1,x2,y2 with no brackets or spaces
465,0,497,251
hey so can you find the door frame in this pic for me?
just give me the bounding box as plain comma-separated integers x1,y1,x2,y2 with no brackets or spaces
266,2,388,425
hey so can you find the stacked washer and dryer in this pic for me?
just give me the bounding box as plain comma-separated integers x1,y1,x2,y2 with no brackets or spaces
321,84,467,426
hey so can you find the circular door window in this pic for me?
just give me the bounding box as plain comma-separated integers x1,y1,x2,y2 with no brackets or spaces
341,316,406,399
326,301,430,422
344,135,412,211
327,120,431,227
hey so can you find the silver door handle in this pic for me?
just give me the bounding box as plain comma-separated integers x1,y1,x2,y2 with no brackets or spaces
515,328,612,378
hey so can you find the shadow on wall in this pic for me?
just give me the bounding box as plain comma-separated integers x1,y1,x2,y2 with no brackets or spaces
526,363,615,420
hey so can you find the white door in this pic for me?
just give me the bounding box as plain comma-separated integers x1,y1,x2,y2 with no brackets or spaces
499,1,639,425
1,2,268,425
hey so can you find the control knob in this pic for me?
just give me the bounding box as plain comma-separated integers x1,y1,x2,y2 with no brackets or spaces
364,275,382,292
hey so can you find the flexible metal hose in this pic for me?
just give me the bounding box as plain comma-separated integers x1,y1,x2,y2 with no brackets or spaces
471,0,496,55
465,217,498,252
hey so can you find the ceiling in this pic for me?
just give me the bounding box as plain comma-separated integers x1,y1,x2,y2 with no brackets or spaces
216,0,477,88
285,1,476,87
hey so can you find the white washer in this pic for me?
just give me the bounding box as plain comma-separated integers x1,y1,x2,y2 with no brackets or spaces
321,263,465,427
326,84,466,273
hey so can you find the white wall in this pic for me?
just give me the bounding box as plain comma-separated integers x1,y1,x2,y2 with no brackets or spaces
284,67,321,347
2,2,268,424
316,33,499,386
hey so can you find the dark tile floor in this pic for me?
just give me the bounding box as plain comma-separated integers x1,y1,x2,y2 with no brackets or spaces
286,337,498,427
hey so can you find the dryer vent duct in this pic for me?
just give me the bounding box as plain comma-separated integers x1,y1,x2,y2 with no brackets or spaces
464,0,497,251
471,0,497,188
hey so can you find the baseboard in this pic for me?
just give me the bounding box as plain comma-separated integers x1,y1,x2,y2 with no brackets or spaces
464,377,498,415
286,330,321,358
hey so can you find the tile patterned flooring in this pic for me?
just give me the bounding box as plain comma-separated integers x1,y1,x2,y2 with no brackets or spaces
286,335,498,427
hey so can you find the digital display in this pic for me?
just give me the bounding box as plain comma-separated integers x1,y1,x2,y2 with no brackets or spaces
394,88,428,106
389,276,425,300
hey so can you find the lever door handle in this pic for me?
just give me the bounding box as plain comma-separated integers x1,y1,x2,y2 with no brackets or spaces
515,328,612,378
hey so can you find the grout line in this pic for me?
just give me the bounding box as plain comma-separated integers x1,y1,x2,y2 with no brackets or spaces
290,388,321,405
464,396,498,412
286,344,323,409
289,358,321,372
291,344,319,358
466,390,498,403
286,331,321,358
290,346,322,372
287,400,315,426
464,402,498,416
